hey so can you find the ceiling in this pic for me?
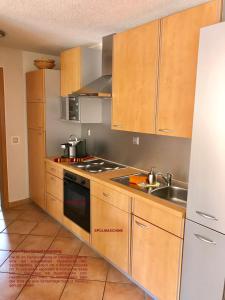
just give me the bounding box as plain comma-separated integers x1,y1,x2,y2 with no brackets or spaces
0,0,208,55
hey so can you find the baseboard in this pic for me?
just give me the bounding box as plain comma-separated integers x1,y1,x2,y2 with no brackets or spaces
8,198,31,208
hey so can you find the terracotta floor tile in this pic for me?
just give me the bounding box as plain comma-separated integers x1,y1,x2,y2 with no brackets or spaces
16,235,54,252
0,233,26,251
70,257,109,281
0,210,22,221
49,237,82,255
17,276,66,300
78,244,100,258
107,266,130,283
18,210,46,222
0,219,12,232
103,282,145,300
0,273,29,300
61,279,105,300
33,253,75,278
0,250,11,266
0,252,43,275
3,220,37,234
12,203,39,211
30,221,60,236
57,227,75,239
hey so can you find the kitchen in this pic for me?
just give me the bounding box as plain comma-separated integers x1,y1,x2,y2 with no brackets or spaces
0,0,224,299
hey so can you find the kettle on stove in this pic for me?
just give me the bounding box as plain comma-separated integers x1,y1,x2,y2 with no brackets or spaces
60,135,87,158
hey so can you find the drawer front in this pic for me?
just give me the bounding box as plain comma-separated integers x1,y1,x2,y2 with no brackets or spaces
46,193,63,223
91,181,131,212
46,173,63,200
27,102,45,129
133,196,184,238
46,161,63,179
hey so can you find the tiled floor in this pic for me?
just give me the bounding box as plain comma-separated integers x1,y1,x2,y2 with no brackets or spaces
0,203,153,300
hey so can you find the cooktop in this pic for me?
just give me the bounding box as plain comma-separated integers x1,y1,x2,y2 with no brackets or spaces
72,158,126,173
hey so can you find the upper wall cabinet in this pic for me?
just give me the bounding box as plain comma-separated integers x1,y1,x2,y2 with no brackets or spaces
112,0,221,138
156,0,221,138
60,47,101,96
112,20,160,134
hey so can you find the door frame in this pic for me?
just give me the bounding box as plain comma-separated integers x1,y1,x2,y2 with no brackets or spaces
0,68,9,209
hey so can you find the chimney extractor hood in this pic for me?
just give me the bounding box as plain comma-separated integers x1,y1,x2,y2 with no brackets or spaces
72,35,113,98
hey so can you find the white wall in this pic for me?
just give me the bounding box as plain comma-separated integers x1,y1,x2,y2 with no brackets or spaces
0,47,29,202
0,46,61,202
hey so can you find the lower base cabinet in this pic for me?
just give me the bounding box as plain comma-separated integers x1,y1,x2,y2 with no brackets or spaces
91,196,130,273
132,216,183,300
46,193,63,223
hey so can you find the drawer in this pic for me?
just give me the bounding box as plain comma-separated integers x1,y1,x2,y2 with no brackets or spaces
91,181,131,212
46,173,63,200
133,196,184,238
27,102,45,129
46,161,63,179
46,193,63,223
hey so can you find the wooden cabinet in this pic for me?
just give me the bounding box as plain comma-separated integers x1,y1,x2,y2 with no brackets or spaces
91,195,130,273
46,173,63,200
26,70,45,102
112,20,160,133
60,48,81,96
46,193,63,223
112,0,221,137
156,0,221,138
132,216,183,300
26,69,60,210
27,102,45,129
28,129,45,209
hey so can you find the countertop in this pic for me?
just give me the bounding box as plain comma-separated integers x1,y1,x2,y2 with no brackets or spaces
46,157,186,219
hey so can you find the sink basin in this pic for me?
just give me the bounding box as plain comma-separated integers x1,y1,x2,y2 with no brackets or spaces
151,186,187,205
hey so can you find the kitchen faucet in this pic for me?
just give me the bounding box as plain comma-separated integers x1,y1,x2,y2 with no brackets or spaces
157,172,173,186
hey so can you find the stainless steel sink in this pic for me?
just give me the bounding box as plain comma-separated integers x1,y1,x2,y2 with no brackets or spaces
151,186,187,205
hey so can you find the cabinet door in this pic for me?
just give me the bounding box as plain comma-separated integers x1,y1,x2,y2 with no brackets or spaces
112,20,160,133
26,70,45,102
28,129,46,209
181,220,225,300
132,216,183,300
91,196,130,272
60,47,81,96
27,102,45,130
157,0,221,138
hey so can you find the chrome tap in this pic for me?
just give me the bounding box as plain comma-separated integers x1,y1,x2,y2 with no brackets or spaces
157,172,173,186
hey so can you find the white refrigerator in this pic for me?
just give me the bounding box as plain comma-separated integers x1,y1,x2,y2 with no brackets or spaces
181,22,225,300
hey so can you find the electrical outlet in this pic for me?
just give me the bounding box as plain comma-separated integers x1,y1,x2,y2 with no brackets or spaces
133,136,139,145
87,129,91,136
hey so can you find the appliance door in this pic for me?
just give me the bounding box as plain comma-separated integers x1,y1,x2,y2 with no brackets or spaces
64,177,90,232
69,97,80,121
181,220,225,300
187,23,225,234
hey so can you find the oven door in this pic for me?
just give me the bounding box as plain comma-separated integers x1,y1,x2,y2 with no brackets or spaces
64,176,90,233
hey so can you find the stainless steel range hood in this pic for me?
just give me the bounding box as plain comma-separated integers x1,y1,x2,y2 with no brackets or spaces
72,35,113,98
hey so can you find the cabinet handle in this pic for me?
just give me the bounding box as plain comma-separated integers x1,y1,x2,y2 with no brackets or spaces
50,176,55,181
194,234,216,245
50,168,56,172
103,192,109,198
158,129,174,133
112,124,120,127
135,220,149,229
196,211,218,221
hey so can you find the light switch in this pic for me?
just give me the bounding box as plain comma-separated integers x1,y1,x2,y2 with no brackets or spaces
11,136,20,145
87,129,91,136
133,136,140,145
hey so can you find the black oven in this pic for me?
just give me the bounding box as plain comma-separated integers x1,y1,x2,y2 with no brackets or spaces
64,171,90,233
